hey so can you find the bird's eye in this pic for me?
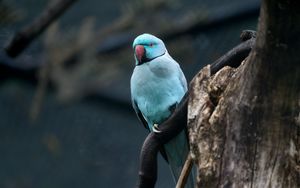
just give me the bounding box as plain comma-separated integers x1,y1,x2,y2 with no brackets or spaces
149,43,154,47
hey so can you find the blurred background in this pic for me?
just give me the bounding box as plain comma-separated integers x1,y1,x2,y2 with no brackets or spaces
0,0,260,187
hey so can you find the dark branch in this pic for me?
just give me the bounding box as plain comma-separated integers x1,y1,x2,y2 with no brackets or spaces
210,37,255,75
5,0,77,57
136,132,159,188
240,30,257,41
137,30,256,188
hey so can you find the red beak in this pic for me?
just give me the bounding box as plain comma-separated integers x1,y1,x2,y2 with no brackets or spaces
135,45,145,63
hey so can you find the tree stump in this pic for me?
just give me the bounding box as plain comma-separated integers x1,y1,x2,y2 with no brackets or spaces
188,0,300,187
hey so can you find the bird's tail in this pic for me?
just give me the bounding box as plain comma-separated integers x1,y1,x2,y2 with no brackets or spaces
164,130,194,188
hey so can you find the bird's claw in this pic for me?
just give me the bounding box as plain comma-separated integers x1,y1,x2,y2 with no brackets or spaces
153,124,161,133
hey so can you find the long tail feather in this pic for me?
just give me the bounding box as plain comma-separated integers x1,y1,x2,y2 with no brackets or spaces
164,131,194,188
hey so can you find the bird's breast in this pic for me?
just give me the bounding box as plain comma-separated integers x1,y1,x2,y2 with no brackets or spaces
131,61,186,124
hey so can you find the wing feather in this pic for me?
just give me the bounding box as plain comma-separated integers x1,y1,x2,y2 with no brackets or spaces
132,99,150,131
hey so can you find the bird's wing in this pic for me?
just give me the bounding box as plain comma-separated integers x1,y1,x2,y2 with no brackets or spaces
132,98,150,131
169,56,188,92
177,64,188,92
132,98,169,162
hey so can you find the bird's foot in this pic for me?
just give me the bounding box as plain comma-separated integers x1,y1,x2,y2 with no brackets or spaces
153,124,161,133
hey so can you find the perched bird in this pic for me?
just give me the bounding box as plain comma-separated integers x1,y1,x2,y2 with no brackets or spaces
130,33,193,187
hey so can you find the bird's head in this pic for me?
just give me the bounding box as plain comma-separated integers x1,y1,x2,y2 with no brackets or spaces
132,33,166,66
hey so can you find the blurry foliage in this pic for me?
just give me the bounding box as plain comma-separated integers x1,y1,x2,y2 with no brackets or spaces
0,1,24,25
116,0,208,35
44,19,121,102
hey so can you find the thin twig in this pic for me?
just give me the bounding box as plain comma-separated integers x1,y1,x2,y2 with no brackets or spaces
176,153,193,188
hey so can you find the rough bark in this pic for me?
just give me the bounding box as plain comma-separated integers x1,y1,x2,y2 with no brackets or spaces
188,0,300,187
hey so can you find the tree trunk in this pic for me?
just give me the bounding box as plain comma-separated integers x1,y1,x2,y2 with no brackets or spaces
188,0,300,187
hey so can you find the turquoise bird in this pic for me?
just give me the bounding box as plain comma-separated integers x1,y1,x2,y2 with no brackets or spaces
130,33,194,187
